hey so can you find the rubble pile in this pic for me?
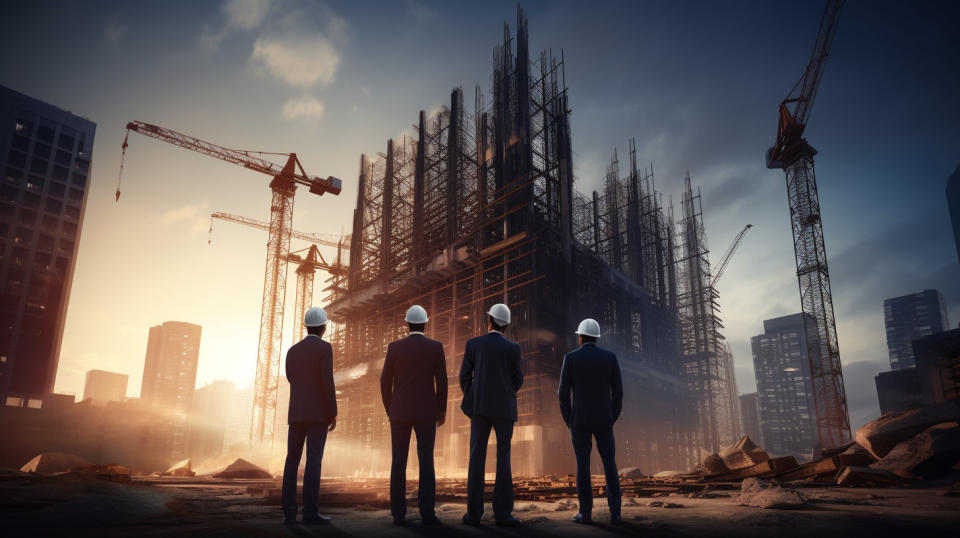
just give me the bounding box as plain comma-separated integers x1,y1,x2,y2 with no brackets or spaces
735,478,805,509
688,402,960,488
155,459,196,478
212,458,272,479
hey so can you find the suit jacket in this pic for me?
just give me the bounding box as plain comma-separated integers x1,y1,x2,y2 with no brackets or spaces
285,335,337,424
459,331,523,421
558,342,623,428
380,333,448,423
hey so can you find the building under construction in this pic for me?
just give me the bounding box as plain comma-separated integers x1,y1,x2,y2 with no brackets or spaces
323,9,738,476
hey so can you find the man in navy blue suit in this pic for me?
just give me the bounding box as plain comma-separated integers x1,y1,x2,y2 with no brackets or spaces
380,305,447,525
558,318,623,525
282,306,337,525
459,303,523,527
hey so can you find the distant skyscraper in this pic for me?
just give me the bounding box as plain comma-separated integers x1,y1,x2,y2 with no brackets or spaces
141,321,201,461
947,164,960,263
751,313,819,460
739,392,762,445
0,85,96,404
82,369,128,405
884,289,949,370
188,380,235,462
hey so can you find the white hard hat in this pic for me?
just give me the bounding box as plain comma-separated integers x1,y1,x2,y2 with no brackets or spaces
575,318,601,338
304,306,328,327
488,303,511,325
405,305,429,323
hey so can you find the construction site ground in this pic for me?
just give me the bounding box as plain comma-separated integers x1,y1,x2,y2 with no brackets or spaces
3,476,959,537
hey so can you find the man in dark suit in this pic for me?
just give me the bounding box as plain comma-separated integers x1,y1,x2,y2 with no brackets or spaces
558,318,623,525
459,303,523,527
380,305,447,525
281,306,337,525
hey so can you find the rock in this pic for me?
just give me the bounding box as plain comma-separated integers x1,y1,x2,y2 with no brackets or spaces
653,470,683,478
835,466,902,487
701,453,729,476
553,499,577,511
869,422,960,479
720,436,769,470
624,496,640,506
163,459,196,478
735,477,806,509
212,458,273,479
20,452,91,474
855,402,960,460
620,466,645,478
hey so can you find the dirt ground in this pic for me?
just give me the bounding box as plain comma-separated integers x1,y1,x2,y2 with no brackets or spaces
2,477,959,537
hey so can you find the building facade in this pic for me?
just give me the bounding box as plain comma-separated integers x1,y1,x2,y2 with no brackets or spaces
0,85,95,404
874,367,923,414
947,164,960,264
188,380,234,464
82,369,128,405
751,313,820,461
140,321,201,463
739,392,762,446
884,289,949,370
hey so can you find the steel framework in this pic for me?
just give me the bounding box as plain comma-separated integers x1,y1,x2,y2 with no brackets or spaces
324,9,696,475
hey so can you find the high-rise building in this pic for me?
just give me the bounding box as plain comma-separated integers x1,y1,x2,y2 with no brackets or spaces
82,369,128,405
751,313,820,460
0,85,95,404
875,367,923,414
947,164,960,264
884,289,949,370
188,380,235,463
140,321,201,462
739,392,762,445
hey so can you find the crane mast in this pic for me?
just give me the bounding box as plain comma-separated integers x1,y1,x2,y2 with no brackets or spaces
711,224,752,287
766,0,851,452
118,121,342,447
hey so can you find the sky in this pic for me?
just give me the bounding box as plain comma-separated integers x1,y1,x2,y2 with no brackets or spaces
1,0,958,434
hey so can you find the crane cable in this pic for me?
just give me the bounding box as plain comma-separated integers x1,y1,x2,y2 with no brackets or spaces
115,130,129,202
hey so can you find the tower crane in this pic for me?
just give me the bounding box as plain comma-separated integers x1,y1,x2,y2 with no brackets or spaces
116,121,342,446
711,224,752,287
765,0,851,451
209,212,350,252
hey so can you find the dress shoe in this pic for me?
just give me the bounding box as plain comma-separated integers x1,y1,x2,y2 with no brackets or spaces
610,514,623,525
495,515,521,527
573,512,593,524
462,514,481,526
302,515,332,525
421,515,443,525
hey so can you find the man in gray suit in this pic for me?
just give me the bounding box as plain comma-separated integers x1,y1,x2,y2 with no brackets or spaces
459,303,523,527
281,306,337,525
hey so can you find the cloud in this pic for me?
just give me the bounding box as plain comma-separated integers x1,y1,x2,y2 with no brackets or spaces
201,0,271,51
223,0,271,30
158,203,210,236
250,35,340,87
405,0,437,21
281,96,325,121
104,16,129,43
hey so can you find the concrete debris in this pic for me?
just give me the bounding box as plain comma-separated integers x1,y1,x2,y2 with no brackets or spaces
776,451,874,482
719,436,769,471
840,442,876,461
835,466,902,487
20,452,90,474
553,498,577,511
155,459,195,478
648,500,684,508
212,458,272,479
735,478,806,509
709,456,799,482
620,466,644,478
870,421,960,479
855,402,960,460
653,470,684,478
701,453,730,476
624,496,640,506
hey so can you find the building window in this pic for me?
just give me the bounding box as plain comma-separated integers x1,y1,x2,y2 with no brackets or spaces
33,142,51,160
51,166,68,182
7,150,26,168
40,215,57,233
67,188,83,205
19,209,37,225
58,128,76,150
45,198,62,215
30,158,48,175
55,149,71,166
14,227,31,245
71,172,86,187
5,167,21,184
47,181,65,199
65,206,80,219
37,121,55,143
11,135,29,152
23,192,41,208
0,185,17,203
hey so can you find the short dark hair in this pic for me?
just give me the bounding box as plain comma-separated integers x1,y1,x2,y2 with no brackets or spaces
580,334,597,344
307,325,326,337
408,322,425,333
489,315,507,333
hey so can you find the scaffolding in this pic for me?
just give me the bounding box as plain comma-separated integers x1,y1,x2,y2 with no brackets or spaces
324,8,695,476
676,173,742,455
